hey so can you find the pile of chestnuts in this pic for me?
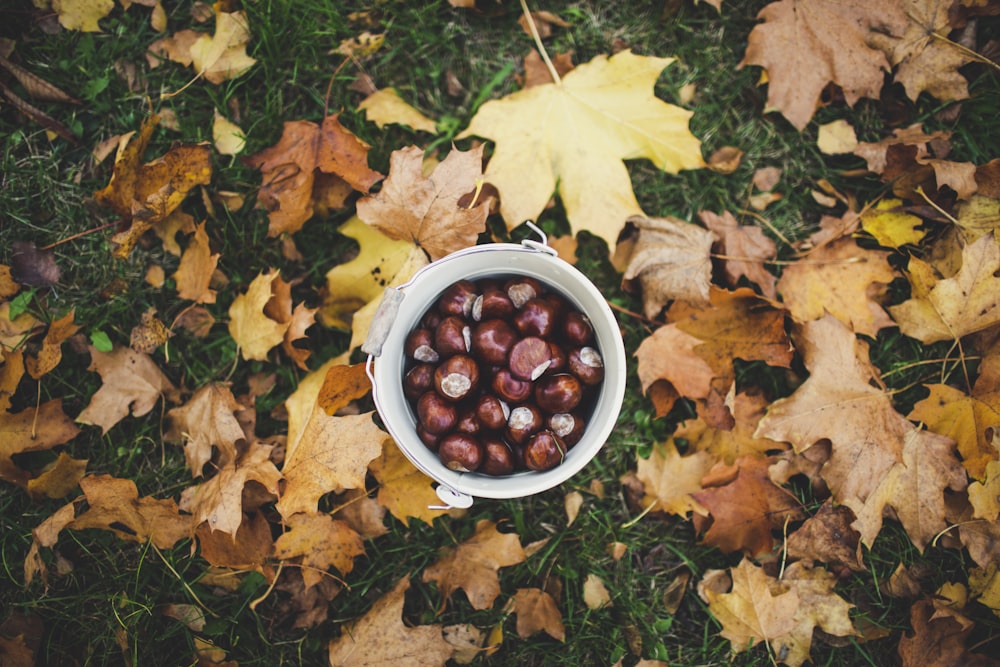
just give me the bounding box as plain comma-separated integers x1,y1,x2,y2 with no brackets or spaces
402,275,605,476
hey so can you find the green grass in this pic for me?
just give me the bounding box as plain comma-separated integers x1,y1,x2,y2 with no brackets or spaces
2,0,1000,665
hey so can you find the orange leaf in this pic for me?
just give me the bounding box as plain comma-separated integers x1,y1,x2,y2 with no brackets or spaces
25,310,79,379
174,221,219,303
317,362,372,416
274,512,365,589
71,474,193,548
509,588,565,642
1,399,80,486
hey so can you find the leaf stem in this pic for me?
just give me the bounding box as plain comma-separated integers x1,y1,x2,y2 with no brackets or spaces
518,0,561,85
39,220,121,251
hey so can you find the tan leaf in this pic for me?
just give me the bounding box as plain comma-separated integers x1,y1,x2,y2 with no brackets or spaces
328,577,454,667
188,11,256,84
786,501,865,572
699,210,778,298
909,383,1000,481
816,119,858,154
228,270,290,361
179,442,281,536
174,221,219,303
699,558,799,654
212,110,246,155
635,324,714,398
26,452,87,499
777,237,897,337
25,310,79,379
622,214,716,318
422,519,526,611
1,401,80,486
458,50,704,250
968,460,1000,521
71,474,193,548
0,348,25,412
890,232,1000,343
357,145,489,262
165,383,245,477
509,588,566,642
152,208,196,256
634,439,713,517
771,561,857,667
76,346,177,434
274,512,365,589
583,573,612,609
707,146,744,174
332,488,388,540
564,490,583,526
740,0,907,130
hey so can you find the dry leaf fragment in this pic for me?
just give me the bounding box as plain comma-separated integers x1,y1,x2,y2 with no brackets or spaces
1,400,80,486
520,49,576,88
10,240,61,287
51,0,115,32
707,146,744,174
622,214,716,318
165,383,245,477
772,561,857,667
816,119,858,154
328,578,454,667
174,221,219,303
187,10,256,84
740,0,907,130
71,474,193,548
860,198,926,248
356,145,489,262
786,501,865,572
509,588,566,642
75,345,178,434
0,53,81,104
459,50,704,250
358,88,437,133
273,512,365,589
212,110,246,155
422,519,526,611
0,348,25,412
228,270,290,361
26,310,79,379
582,574,612,609
968,460,1000,520
635,440,713,517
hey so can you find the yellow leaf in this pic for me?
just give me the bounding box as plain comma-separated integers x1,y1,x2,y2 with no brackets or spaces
228,270,290,361
189,11,256,84
968,460,1000,521
634,440,713,517
52,0,114,32
273,512,365,589
359,88,437,133
955,194,1000,243
458,50,704,250
369,439,455,527
212,110,246,155
909,383,1000,480
860,198,925,248
816,119,858,155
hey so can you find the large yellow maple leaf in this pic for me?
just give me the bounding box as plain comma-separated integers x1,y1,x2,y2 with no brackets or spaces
458,50,704,249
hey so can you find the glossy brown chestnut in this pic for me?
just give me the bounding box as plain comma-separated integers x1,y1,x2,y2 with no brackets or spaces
403,363,436,400
535,373,583,413
417,424,442,450
435,316,471,358
508,336,552,380
547,412,585,447
475,394,509,430
479,437,517,476
421,310,442,330
562,311,594,347
505,276,543,308
455,407,481,435
471,319,518,366
437,279,477,318
472,289,515,322
417,390,458,435
567,346,604,386
438,433,484,472
404,328,439,363
492,368,533,403
547,342,567,373
523,430,567,471
505,404,544,445
512,297,556,338
433,354,480,401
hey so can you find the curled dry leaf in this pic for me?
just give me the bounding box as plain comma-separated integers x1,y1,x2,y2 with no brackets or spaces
165,383,245,477
509,588,566,642
273,512,365,589
228,270,290,361
26,310,79,379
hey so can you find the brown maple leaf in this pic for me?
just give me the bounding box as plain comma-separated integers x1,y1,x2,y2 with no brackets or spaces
740,0,907,130
173,221,219,304
786,501,865,572
422,519,526,611
71,474,194,548
195,510,273,572
328,577,454,667
699,209,778,298
274,512,365,589
25,310,78,380
634,439,714,517
165,383,246,477
898,598,999,667
356,145,489,262
692,455,804,557
0,399,80,487
245,115,382,236
621,214,717,318
75,345,178,434
509,588,566,642
777,237,897,337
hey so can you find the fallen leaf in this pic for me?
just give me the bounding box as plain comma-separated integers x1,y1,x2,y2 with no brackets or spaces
890,232,1000,343
0,348,25,411
509,588,566,642
583,574,612,609
909,383,1000,481
860,198,926,248
245,115,382,236
700,558,799,656
129,307,172,354
786,501,865,572
179,441,281,536
357,145,489,262
635,439,713,517
816,119,858,154
0,399,79,485
459,50,704,250
369,439,454,527
25,310,78,379
174,221,219,303
195,510,273,571
165,383,245,477
26,452,88,499
955,194,1000,243
422,519,526,610
212,110,246,155
10,240,61,287
777,236,897,337
621,214,717,318
76,346,178,434
359,88,437,133
274,512,365,589
898,598,998,667
692,455,804,556
332,488,388,540
152,209,196,256
707,146,744,174
635,324,714,400
228,270,290,361
71,474,193,548
740,0,907,129
520,49,576,88
51,0,114,32
968,460,1000,521
564,490,583,526
187,10,256,84
771,561,857,667
699,210,778,298
328,577,454,667
442,624,485,665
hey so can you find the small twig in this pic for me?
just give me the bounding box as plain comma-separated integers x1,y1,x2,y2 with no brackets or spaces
323,57,353,119
606,301,661,327
710,252,865,266
736,209,794,249
880,355,980,380
39,220,121,251
518,0,561,85
914,186,959,225
32,381,41,439
621,500,658,529
249,561,283,612
929,30,1000,74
